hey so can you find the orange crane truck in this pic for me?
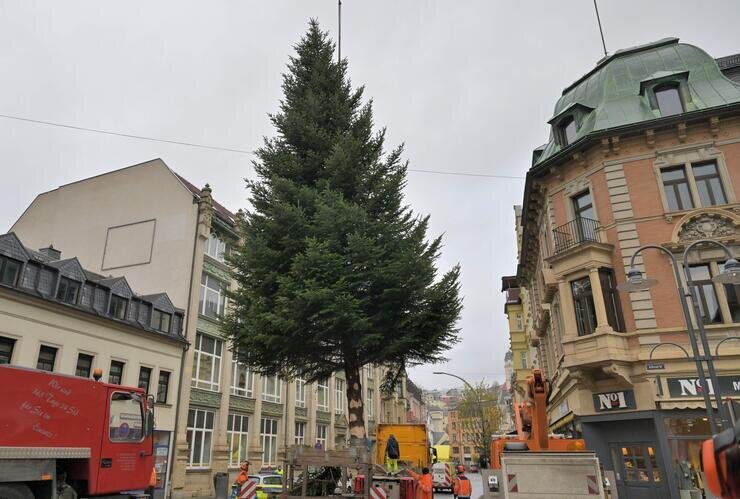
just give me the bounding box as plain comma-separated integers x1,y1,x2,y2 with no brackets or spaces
488,370,605,498
0,365,156,498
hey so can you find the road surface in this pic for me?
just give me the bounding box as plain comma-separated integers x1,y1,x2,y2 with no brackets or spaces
435,472,484,499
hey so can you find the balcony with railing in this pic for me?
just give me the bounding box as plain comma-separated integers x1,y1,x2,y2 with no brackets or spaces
552,217,602,254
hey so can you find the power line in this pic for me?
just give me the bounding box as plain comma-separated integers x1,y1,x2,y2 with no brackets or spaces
0,112,525,180
408,169,522,180
0,113,254,154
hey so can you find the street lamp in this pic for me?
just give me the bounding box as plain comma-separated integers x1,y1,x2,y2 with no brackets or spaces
618,239,740,433
433,371,491,462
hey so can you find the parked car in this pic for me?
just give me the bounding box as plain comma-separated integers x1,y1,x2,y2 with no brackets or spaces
249,474,284,499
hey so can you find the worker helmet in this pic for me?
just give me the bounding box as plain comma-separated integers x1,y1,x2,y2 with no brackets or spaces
457,465,465,474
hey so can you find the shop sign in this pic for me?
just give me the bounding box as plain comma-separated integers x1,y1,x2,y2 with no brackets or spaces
592,390,636,412
666,376,740,397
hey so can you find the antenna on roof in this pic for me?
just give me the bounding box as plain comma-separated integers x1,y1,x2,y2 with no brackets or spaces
593,0,608,58
338,0,342,63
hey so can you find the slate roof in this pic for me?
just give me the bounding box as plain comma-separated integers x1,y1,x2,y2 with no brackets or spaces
175,173,237,227
534,38,740,166
0,232,186,344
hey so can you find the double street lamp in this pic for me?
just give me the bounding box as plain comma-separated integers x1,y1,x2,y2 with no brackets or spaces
433,371,491,462
617,238,740,434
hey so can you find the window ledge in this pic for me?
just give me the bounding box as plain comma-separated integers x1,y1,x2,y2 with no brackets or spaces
203,253,231,272
198,313,223,325
186,467,212,473
154,402,173,408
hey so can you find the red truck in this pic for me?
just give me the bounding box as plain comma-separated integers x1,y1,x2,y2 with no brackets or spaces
0,365,156,498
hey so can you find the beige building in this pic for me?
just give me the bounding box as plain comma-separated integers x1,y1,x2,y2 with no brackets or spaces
11,159,406,497
0,232,186,498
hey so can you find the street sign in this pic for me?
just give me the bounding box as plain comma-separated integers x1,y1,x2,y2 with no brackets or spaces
646,362,665,371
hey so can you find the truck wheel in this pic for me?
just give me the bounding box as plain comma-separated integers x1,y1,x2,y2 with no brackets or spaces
0,484,34,499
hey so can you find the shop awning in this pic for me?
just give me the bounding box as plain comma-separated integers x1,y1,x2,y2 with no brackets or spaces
549,413,574,432
659,401,713,410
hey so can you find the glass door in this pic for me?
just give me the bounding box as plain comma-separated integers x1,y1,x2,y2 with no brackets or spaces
610,443,666,499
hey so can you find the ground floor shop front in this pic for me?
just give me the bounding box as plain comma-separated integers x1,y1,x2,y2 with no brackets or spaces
579,409,725,499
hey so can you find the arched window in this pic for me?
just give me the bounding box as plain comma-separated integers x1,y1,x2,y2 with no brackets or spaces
654,84,684,116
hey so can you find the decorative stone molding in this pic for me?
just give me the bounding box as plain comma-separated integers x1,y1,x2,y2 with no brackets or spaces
316,410,332,423
295,407,308,420
677,122,687,142
671,208,740,244
564,176,590,197
261,401,284,417
567,368,595,391
602,363,632,386
710,116,720,137
610,136,620,153
190,388,222,409
645,129,655,147
654,144,721,168
229,395,256,413
334,413,348,427
601,138,611,156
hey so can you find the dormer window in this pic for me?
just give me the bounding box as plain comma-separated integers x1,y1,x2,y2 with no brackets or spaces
654,84,684,116
0,256,21,286
152,308,172,333
56,277,80,304
561,117,578,146
108,294,128,319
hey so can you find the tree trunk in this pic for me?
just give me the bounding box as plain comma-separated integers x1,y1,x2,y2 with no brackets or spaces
345,364,366,442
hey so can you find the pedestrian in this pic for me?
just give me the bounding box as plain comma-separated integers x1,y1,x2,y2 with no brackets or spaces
385,434,400,475
407,467,433,499
231,461,250,499
453,465,472,499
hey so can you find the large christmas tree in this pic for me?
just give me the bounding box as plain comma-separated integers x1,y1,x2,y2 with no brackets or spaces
224,20,462,441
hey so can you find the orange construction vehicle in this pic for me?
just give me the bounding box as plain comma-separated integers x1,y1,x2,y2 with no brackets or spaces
490,369,585,469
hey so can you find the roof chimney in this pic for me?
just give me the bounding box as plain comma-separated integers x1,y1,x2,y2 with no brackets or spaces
39,245,61,260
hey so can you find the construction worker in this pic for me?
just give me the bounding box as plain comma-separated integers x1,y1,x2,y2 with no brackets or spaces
385,434,400,475
453,465,472,499
407,467,433,499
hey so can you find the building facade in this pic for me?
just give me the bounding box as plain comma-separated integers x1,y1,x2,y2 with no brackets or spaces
11,159,405,498
405,378,425,424
515,38,740,498
446,408,479,466
501,275,533,404
0,232,186,499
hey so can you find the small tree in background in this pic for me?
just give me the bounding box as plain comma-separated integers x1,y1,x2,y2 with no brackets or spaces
457,382,501,461
223,20,462,443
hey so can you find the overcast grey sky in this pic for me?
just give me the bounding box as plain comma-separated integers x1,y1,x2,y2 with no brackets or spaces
1,1,738,389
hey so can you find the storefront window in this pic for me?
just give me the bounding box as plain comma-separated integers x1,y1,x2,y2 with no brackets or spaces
663,415,716,494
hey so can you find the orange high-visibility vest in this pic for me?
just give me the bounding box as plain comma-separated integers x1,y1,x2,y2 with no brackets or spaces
454,476,472,497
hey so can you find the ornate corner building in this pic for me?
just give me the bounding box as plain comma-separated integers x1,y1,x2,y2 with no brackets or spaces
514,38,740,498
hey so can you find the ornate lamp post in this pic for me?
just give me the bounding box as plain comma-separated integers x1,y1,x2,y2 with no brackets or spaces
618,239,740,433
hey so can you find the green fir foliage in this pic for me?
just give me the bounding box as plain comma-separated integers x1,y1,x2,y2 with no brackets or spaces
223,20,462,390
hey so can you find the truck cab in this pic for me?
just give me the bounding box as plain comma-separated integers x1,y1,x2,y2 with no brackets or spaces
0,365,155,498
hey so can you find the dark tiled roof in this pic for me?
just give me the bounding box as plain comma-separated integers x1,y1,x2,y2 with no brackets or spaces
175,173,237,227
0,232,187,344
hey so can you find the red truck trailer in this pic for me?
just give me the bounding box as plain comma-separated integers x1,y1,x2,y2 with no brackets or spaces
0,365,156,498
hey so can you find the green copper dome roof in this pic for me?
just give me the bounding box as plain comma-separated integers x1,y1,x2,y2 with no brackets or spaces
534,38,740,166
